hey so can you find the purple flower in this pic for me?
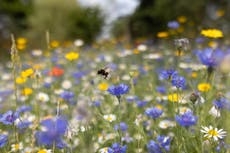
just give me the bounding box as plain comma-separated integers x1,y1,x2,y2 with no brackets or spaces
60,91,74,101
114,122,128,132
147,140,162,153
167,21,180,29
145,107,163,119
147,135,171,153
157,135,171,152
156,86,166,94
159,69,178,80
35,116,68,149
175,111,197,127
16,105,32,114
0,110,19,125
108,84,129,97
171,75,186,89
16,120,32,129
213,97,230,110
108,143,127,153
0,134,8,148
136,100,148,107
196,48,224,67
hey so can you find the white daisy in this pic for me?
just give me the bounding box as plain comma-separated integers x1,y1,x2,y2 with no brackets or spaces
200,126,227,141
11,142,23,152
103,114,116,122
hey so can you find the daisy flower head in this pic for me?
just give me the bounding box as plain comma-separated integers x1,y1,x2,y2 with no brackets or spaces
201,29,223,38
200,126,226,141
11,142,23,152
37,149,52,153
103,114,116,122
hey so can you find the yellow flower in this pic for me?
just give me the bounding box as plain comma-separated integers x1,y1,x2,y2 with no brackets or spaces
216,9,225,17
198,83,211,92
133,49,140,54
50,40,59,48
177,16,187,23
65,52,79,61
175,50,184,56
157,32,169,38
168,93,179,102
37,149,51,153
98,83,109,91
16,37,27,45
201,29,223,38
16,77,27,84
21,68,34,78
191,72,197,78
22,88,33,96
208,41,218,48
17,44,26,50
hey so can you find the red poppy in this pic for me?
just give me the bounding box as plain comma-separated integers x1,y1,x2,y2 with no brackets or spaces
48,67,64,77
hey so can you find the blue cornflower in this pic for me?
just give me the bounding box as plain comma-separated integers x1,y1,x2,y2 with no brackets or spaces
157,135,171,152
0,110,19,125
16,105,32,114
93,101,101,107
167,21,180,29
0,134,8,148
171,75,186,89
147,140,162,153
107,84,129,97
175,111,197,127
196,48,224,67
159,69,178,80
156,86,166,94
16,120,32,129
108,143,127,153
35,116,68,149
60,91,74,101
114,122,128,132
126,95,139,103
213,97,229,110
147,135,171,153
145,107,163,119
136,100,148,107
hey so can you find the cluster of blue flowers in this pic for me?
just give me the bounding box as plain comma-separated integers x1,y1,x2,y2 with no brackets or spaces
147,135,171,153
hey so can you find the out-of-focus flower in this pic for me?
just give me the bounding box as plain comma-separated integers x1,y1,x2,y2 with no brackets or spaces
177,16,187,23
60,91,74,101
50,40,59,48
209,106,221,118
48,67,64,77
99,147,109,153
174,38,189,51
196,48,224,67
107,84,129,97
220,54,230,73
171,75,186,89
37,92,50,102
145,107,163,119
0,110,19,125
21,88,33,96
74,39,84,47
158,120,176,129
175,111,197,127
213,97,229,110
11,142,23,152
35,116,68,149
108,143,127,153
65,52,79,61
157,32,169,38
0,134,8,148
114,122,128,132
98,83,109,91
201,126,226,141
201,29,223,38
198,83,211,92
16,77,27,84
103,114,116,122
167,21,180,29
21,68,34,78
168,93,180,102
61,80,72,89
158,69,177,80
37,149,52,153
147,135,171,153
137,44,147,52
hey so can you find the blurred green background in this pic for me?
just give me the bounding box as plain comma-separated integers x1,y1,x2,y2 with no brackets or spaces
0,0,229,51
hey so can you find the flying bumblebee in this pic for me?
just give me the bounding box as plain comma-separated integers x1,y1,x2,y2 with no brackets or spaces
97,67,111,79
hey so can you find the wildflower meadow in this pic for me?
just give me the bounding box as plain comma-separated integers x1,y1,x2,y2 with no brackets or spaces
0,1,230,153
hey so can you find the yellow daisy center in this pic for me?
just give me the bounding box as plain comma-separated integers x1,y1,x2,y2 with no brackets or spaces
208,129,218,136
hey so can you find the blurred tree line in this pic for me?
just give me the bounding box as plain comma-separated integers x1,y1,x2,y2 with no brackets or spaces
0,0,104,50
112,0,230,41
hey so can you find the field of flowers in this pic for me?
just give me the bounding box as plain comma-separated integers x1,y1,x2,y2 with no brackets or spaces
0,28,230,153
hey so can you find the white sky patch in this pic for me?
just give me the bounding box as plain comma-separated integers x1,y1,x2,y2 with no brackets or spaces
77,0,139,38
